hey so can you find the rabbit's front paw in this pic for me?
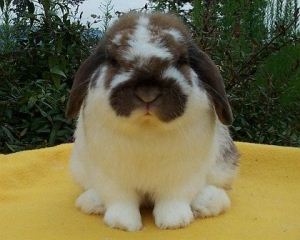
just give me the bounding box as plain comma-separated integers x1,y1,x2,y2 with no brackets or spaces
191,185,230,218
104,203,142,231
154,200,194,229
76,189,105,214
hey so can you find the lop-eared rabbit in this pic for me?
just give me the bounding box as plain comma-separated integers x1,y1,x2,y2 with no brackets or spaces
66,12,239,231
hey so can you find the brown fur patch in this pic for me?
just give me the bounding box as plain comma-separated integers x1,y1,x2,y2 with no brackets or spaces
65,41,107,118
105,13,138,67
188,43,233,125
106,13,138,38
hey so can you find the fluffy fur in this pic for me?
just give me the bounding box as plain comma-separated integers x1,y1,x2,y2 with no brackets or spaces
67,13,239,231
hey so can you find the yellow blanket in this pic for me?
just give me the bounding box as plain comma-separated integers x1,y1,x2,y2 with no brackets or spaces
0,142,299,240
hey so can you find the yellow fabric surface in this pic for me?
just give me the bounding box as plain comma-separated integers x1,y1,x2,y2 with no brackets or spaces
0,142,299,240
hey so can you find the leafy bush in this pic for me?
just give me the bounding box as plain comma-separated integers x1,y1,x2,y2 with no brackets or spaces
0,0,98,152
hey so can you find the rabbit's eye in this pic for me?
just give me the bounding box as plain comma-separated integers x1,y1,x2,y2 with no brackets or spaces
109,57,119,67
176,55,188,66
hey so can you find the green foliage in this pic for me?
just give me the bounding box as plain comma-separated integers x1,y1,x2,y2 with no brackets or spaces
0,0,98,152
231,76,300,146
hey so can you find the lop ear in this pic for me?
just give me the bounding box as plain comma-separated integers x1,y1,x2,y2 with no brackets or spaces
188,42,233,125
65,43,107,119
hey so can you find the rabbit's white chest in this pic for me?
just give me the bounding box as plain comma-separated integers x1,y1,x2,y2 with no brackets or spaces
76,117,215,194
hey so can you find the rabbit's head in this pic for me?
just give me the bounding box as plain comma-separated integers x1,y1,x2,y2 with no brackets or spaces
66,13,232,130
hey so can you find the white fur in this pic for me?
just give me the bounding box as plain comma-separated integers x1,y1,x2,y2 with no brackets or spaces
112,33,122,45
76,189,104,214
110,71,132,89
162,29,183,42
124,16,172,62
162,66,192,94
71,76,235,231
104,201,142,231
71,79,215,230
154,200,194,229
207,123,238,189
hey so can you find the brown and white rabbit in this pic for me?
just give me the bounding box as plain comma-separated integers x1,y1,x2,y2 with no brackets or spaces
66,12,239,231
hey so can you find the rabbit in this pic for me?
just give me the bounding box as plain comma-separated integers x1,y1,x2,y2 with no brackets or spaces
66,12,239,231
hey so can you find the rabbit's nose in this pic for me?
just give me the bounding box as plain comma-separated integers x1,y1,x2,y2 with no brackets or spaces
134,86,161,103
